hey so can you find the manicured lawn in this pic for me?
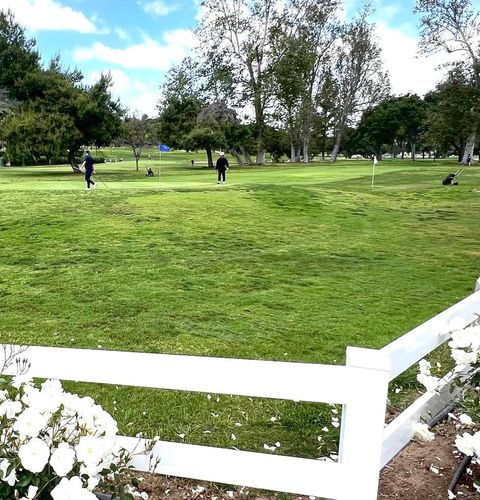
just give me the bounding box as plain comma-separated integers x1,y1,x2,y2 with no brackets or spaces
1,157,479,458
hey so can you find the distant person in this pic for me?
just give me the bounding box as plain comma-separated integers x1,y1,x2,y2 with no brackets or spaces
467,154,472,166
81,150,96,191
145,166,154,177
191,159,195,167
215,152,229,184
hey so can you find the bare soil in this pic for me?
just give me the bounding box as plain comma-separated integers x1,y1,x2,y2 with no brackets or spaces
129,420,478,499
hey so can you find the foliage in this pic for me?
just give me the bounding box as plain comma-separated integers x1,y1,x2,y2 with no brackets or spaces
417,320,480,491
122,115,156,171
0,9,40,98
0,370,154,499
0,11,123,168
330,4,390,161
352,95,426,158
424,69,480,159
415,0,480,162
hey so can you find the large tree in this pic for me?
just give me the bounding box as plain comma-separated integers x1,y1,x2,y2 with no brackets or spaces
0,9,40,98
0,11,123,169
122,115,156,171
415,0,480,163
424,69,478,159
272,0,340,162
157,58,205,149
197,0,326,164
330,5,389,161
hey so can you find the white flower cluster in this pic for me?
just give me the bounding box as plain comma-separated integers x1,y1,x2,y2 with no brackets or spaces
448,325,480,371
0,375,145,499
416,359,441,392
416,320,480,467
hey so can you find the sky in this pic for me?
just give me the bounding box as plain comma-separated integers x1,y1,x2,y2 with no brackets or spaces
1,0,475,117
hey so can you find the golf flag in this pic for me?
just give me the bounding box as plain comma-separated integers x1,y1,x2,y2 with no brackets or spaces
159,144,171,152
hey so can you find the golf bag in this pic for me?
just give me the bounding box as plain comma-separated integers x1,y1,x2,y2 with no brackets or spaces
442,169,463,185
145,166,154,177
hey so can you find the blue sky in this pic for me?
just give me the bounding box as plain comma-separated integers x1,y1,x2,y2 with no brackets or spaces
1,0,473,116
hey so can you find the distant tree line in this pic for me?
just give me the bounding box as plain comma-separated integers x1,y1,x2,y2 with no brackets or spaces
0,0,479,168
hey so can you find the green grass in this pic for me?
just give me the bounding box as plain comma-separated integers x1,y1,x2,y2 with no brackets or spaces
1,156,479,458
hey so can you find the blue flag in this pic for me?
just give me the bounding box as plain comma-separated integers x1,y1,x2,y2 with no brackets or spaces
159,144,171,152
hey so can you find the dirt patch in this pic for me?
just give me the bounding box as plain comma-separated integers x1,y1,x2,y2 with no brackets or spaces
124,420,478,499
379,421,479,499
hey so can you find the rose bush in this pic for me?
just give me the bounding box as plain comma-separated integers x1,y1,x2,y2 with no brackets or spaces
417,320,480,493
0,373,151,499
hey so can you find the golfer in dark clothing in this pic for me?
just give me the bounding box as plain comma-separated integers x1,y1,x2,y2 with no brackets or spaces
215,152,229,184
82,151,96,190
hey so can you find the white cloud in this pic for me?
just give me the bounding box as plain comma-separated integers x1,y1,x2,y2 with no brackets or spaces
143,1,179,16
375,21,457,96
1,0,98,33
73,30,197,70
129,90,159,116
133,80,148,91
84,70,158,117
114,27,130,41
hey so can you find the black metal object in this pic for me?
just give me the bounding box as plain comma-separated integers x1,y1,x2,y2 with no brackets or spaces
442,169,463,185
448,455,472,495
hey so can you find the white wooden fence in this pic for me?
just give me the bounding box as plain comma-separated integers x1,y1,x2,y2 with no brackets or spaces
2,277,480,499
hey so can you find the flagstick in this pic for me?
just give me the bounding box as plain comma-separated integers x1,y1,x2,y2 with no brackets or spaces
158,150,161,185
371,156,376,188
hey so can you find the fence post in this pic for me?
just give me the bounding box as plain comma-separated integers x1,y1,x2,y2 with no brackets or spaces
338,347,390,500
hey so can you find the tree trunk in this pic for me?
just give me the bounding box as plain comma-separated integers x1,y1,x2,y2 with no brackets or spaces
330,134,342,162
290,143,295,163
206,146,213,168
295,147,301,163
303,137,309,163
256,149,266,164
68,149,82,173
135,147,141,171
410,140,416,161
229,148,244,166
240,146,253,165
462,131,476,164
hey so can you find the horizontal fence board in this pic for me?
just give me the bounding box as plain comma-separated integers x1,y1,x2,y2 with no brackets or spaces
381,290,480,381
1,344,379,404
381,369,461,468
119,436,348,499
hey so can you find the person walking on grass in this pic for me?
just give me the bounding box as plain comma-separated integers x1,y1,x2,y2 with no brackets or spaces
81,150,96,191
215,151,229,184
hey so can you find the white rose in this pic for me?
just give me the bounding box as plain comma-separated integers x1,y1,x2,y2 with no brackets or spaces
449,329,475,349
0,400,23,418
51,476,97,500
75,436,106,466
451,349,477,366
455,432,476,457
18,438,50,473
13,409,48,438
418,359,431,375
50,442,76,477
413,423,435,442
12,375,33,389
417,373,440,392
0,458,17,486
459,414,474,426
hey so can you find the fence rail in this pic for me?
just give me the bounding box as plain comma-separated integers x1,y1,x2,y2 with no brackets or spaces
3,277,480,499
2,345,390,500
